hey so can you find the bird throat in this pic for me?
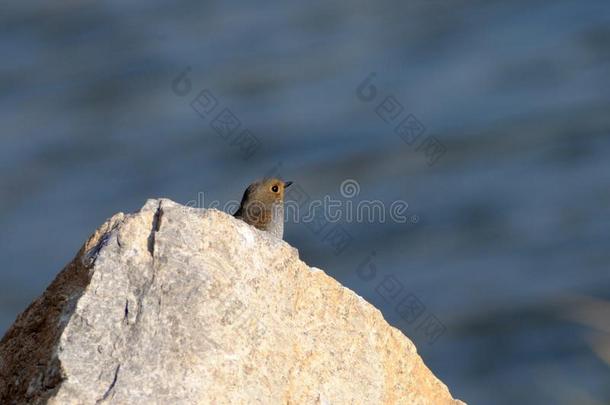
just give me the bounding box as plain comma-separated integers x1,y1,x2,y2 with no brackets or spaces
266,202,284,239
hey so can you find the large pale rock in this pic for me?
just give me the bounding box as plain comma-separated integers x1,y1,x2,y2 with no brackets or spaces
0,199,464,404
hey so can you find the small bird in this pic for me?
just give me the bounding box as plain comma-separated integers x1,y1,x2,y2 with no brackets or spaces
233,178,293,239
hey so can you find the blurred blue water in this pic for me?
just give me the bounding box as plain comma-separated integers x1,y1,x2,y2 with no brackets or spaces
1,1,610,403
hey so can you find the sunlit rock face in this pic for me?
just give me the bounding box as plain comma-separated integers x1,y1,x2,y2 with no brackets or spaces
0,199,464,405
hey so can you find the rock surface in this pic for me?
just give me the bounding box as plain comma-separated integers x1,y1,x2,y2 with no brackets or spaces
0,199,464,405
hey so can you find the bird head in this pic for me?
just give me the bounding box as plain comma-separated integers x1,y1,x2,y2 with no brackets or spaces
241,178,293,207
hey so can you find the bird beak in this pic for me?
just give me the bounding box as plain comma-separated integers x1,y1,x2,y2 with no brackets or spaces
284,181,293,188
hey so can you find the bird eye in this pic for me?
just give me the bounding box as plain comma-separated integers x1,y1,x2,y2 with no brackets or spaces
271,185,279,193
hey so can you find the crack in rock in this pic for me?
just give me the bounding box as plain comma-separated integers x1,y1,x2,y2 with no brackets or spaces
147,201,164,257
96,364,120,404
